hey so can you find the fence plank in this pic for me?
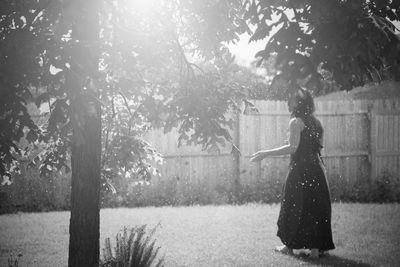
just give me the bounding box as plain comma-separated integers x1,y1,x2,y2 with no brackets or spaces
370,109,377,179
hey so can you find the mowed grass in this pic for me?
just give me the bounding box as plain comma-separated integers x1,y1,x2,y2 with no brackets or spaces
1,203,400,267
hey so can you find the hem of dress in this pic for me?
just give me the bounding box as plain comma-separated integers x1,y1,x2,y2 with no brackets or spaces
277,233,335,251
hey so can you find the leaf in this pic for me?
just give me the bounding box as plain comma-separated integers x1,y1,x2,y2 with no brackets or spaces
35,92,50,108
305,73,323,95
177,132,189,147
207,144,220,154
243,99,259,115
249,22,271,43
365,15,396,40
64,165,71,174
254,49,269,59
48,99,68,134
26,129,38,143
269,74,290,97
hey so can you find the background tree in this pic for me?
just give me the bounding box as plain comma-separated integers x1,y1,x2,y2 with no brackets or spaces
1,0,249,266
245,0,400,96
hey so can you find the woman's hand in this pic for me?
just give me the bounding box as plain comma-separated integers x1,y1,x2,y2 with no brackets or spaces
250,150,267,162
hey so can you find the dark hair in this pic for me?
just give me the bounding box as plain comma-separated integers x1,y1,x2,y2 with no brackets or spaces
289,88,315,118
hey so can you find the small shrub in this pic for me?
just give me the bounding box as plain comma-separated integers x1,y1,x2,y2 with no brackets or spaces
328,171,400,203
101,225,164,267
232,175,284,204
370,171,400,203
327,173,352,202
348,180,372,202
235,184,256,204
258,176,284,203
7,253,22,267
178,179,218,206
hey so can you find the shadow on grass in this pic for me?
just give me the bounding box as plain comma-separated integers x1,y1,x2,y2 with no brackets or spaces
294,254,373,267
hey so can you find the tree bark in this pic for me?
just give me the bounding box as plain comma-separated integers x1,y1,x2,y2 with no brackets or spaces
67,0,101,266
69,112,101,267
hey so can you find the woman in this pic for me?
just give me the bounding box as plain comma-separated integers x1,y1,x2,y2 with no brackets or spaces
250,87,335,258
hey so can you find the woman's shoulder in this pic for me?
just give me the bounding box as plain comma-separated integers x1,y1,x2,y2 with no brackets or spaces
289,117,305,130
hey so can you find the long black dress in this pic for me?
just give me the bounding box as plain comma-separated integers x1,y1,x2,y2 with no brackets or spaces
277,115,335,250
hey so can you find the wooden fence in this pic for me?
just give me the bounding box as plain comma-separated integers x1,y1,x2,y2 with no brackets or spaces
144,98,400,189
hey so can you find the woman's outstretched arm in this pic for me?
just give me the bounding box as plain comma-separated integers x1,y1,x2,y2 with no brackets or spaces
250,118,303,162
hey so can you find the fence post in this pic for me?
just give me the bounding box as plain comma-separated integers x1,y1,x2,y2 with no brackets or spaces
232,110,241,200
369,106,377,182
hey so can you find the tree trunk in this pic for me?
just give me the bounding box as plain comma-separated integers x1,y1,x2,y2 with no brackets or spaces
69,112,101,267
67,0,101,266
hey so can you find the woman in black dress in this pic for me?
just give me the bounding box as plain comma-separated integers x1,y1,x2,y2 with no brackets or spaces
250,87,335,258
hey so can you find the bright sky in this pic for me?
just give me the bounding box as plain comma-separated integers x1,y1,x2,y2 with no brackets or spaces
227,34,265,67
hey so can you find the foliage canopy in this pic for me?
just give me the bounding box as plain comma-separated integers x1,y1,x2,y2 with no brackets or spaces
246,0,400,97
0,0,251,181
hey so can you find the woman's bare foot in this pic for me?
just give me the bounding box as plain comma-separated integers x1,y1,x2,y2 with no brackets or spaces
274,245,293,255
310,248,319,259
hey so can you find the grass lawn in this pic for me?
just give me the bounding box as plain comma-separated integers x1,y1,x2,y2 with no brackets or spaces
1,203,400,267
